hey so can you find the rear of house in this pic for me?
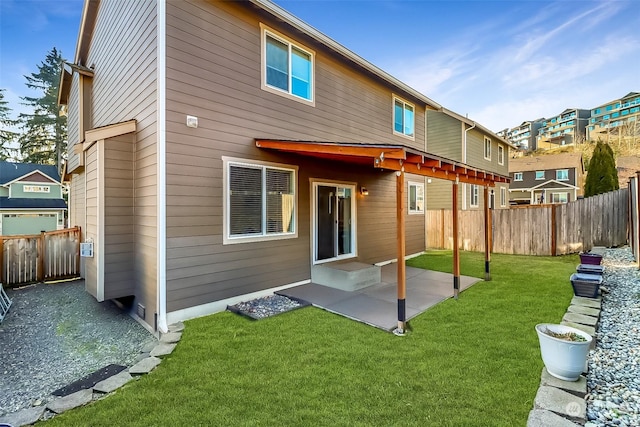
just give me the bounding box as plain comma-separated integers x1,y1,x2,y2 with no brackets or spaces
60,0,508,332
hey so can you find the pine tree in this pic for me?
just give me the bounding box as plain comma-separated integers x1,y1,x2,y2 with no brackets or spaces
584,140,619,197
0,89,19,161
18,47,67,165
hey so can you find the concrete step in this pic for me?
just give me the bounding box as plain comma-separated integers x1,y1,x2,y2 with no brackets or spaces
311,261,381,292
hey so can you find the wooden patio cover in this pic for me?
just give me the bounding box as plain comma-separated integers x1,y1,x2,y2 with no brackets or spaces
256,139,510,334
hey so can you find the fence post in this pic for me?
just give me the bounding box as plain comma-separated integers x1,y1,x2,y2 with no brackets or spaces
38,231,45,282
0,237,3,284
440,208,445,249
551,205,557,256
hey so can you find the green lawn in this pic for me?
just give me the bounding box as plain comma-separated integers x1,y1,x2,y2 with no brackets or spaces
43,251,578,426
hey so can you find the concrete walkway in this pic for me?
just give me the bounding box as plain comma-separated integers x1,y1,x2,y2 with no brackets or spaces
278,262,481,331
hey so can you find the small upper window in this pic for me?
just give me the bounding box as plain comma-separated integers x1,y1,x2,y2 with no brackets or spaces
393,96,415,138
498,145,504,165
484,137,491,160
500,187,507,207
514,172,523,181
535,170,545,180
408,182,424,214
556,169,569,181
262,25,314,103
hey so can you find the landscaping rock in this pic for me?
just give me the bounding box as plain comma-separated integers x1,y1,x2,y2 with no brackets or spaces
540,368,587,396
93,371,134,394
527,409,578,427
129,356,161,375
562,312,598,326
567,304,600,318
160,332,182,343
571,296,602,309
0,405,45,427
150,343,176,357
168,322,184,332
534,386,586,422
46,389,93,414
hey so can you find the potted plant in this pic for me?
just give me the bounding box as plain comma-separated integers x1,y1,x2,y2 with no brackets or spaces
535,323,592,381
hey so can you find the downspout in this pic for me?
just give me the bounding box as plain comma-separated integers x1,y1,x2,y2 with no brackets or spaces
156,0,168,334
462,121,476,210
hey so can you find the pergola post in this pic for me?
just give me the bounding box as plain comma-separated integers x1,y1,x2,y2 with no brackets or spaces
452,179,460,299
396,170,407,334
484,186,491,281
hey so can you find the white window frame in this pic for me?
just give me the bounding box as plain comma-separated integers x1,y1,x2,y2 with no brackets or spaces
556,169,569,181
470,184,479,207
408,181,425,214
484,137,492,160
392,95,415,140
498,145,504,165
223,157,298,245
535,170,545,180
551,192,568,203
260,24,315,105
514,172,523,181
500,187,507,207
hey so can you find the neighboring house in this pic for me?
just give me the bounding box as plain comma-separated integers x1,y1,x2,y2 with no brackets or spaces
508,152,584,205
424,109,513,211
504,119,545,151
588,92,640,143
58,0,508,333
536,109,590,149
0,162,67,235
617,156,640,186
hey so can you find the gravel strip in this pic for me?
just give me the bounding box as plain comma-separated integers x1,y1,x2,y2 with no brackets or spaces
229,294,306,319
586,247,640,427
0,281,155,416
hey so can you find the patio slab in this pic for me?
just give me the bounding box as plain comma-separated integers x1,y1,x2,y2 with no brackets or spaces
279,262,482,331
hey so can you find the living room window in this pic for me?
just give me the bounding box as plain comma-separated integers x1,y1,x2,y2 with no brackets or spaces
470,184,479,207
224,158,297,243
393,96,415,138
261,25,314,104
551,192,568,203
408,182,424,214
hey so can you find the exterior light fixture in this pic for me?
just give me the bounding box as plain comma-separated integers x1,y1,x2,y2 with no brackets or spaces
360,186,369,196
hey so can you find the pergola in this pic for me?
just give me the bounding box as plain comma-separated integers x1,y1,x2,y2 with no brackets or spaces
256,139,510,334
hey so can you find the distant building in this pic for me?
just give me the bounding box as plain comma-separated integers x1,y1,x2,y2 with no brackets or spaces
536,109,590,149
0,162,67,235
588,92,640,143
505,119,545,151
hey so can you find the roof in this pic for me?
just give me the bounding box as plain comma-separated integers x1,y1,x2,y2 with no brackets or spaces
616,155,640,185
509,152,584,173
0,197,67,210
0,162,61,185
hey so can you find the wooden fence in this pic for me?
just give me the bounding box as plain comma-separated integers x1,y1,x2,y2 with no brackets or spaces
630,175,639,265
0,227,81,287
427,189,629,256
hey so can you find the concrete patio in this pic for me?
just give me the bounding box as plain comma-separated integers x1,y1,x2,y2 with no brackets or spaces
277,262,481,331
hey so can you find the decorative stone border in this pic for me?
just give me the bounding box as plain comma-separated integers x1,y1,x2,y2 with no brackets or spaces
0,322,184,427
528,248,606,426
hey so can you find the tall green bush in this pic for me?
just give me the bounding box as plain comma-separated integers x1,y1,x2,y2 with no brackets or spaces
584,140,619,197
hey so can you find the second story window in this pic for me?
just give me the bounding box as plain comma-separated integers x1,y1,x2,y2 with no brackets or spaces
484,137,491,160
514,172,523,181
498,145,504,165
393,96,415,138
535,170,545,180
556,169,569,181
262,25,314,103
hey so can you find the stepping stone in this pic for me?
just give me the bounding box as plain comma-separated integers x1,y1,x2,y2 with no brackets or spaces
527,409,577,427
93,371,134,394
129,356,161,375
534,386,585,422
0,405,45,427
562,312,598,326
590,247,607,255
168,322,184,332
540,368,587,396
160,332,182,343
567,305,600,318
52,364,126,397
47,389,93,414
150,343,176,357
571,296,601,308
141,339,159,353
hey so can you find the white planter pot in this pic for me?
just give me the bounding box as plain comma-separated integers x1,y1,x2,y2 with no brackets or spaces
535,323,592,381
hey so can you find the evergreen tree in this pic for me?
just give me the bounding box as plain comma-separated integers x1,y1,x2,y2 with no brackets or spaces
584,140,619,197
0,89,19,161
18,47,67,165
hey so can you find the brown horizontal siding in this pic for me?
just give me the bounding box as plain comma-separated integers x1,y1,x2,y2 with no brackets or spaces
426,111,462,160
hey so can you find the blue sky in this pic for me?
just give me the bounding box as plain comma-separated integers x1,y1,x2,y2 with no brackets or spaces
1,0,639,132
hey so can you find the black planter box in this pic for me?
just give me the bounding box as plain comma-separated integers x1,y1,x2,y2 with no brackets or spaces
580,253,603,265
570,273,602,298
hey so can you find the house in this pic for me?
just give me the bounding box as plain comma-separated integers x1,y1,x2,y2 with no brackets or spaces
502,119,545,151
424,109,513,211
0,162,67,235
616,156,640,186
588,92,640,143
58,0,508,333
508,152,584,205
536,108,590,149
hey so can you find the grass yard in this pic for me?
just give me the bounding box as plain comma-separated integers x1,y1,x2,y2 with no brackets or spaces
43,251,578,426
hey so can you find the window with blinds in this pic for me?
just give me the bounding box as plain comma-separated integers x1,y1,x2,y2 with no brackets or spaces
227,162,296,241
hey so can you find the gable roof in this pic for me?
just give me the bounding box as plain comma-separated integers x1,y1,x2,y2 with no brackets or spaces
529,179,579,191
0,197,67,210
0,162,61,186
509,152,583,173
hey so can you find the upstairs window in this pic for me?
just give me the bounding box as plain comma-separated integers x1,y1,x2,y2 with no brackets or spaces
498,145,504,165
556,169,569,181
262,25,314,103
393,96,415,138
535,170,545,180
484,137,491,160
514,172,523,181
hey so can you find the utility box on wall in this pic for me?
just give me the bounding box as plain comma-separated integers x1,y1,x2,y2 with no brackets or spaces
80,242,94,257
